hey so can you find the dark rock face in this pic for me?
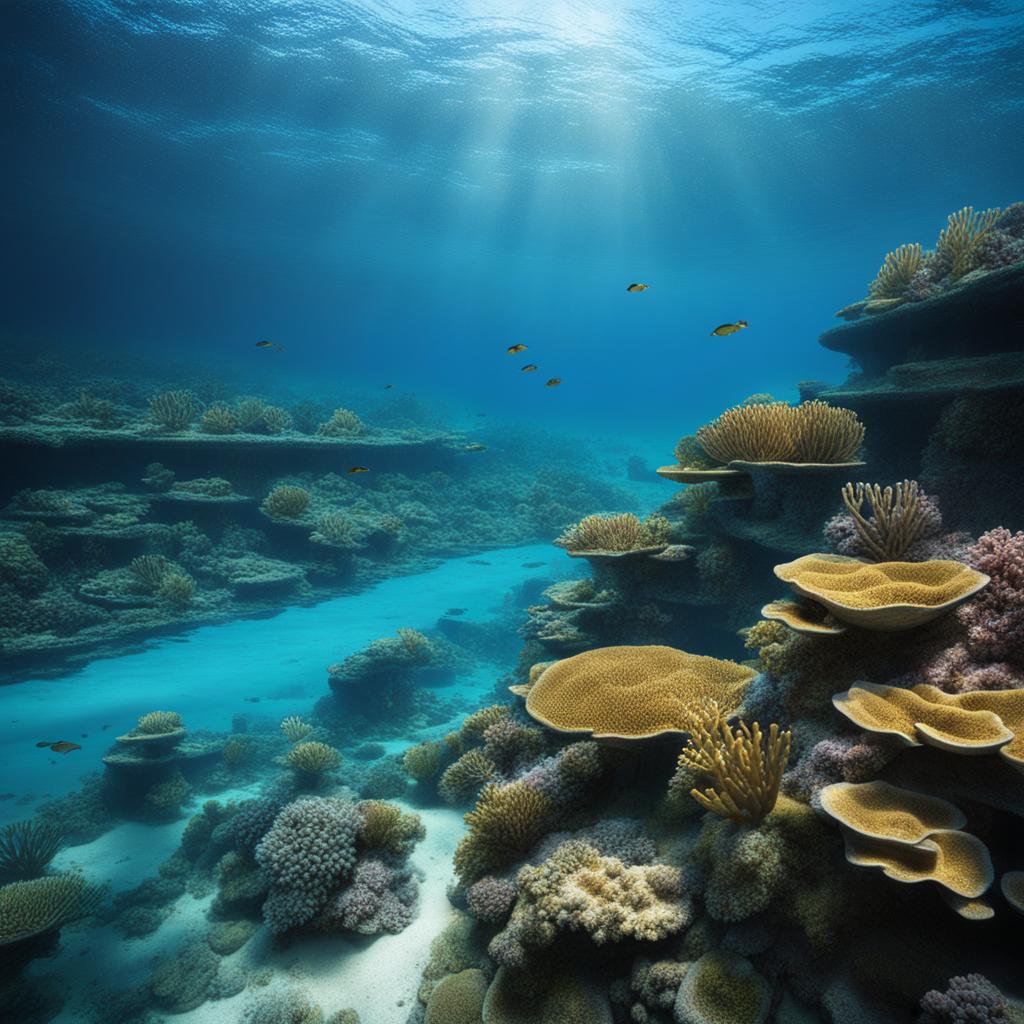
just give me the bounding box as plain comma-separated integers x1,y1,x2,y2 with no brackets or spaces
820,262,1024,376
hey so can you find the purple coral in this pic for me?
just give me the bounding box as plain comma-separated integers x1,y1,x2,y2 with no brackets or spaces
254,797,360,934
919,643,1021,694
324,858,418,935
959,528,1024,664
784,735,896,802
466,875,517,924
919,973,1009,1023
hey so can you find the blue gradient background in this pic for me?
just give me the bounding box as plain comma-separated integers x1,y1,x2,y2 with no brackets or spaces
4,0,1023,441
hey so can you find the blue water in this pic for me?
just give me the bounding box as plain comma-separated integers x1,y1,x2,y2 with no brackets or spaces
5,1,1023,438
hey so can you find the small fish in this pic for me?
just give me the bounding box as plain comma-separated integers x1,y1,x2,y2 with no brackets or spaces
80,733,88,738
384,384,394,389
507,343,528,354
464,443,487,452
255,340,285,351
348,466,370,474
446,608,467,616
521,364,538,373
41,741,82,754
545,378,561,387
521,561,545,568
244,697,261,703
710,320,749,336
626,283,649,293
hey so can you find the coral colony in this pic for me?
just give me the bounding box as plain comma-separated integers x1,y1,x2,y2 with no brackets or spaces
2,202,1024,1023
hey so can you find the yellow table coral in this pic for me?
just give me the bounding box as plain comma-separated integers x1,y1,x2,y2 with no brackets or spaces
819,780,966,845
773,553,989,630
522,645,756,742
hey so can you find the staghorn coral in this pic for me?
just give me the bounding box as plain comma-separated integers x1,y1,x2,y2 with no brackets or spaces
868,242,925,299
316,407,364,437
285,741,342,779
696,400,864,465
438,749,497,805
453,781,554,883
0,872,104,944
255,797,360,933
261,485,311,519
523,645,755,741
403,740,444,781
0,821,63,883
356,800,424,856
281,716,313,743
677,700,791,825
937,205,1001,280
840,480,933,561
148,389,199,431
200,403,238,434
554,512,670,553
136,710,184,735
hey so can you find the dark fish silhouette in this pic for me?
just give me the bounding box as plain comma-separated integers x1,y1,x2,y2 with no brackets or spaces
445,608,467,616
521,561,545,568
255,340,285,351
102,724,111,731
626,283,649,292
384,384,394,389
507,343,528,354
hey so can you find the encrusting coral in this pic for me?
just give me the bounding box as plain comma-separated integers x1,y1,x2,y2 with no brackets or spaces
695,400,864,465
677,700,791,825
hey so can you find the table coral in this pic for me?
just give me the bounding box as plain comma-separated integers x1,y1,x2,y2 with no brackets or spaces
524,645,755,742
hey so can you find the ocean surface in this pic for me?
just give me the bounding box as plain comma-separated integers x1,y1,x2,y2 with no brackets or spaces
3,3,1024,1024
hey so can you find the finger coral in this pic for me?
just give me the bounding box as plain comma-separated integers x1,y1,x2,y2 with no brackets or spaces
524,645,755,742
919,973,1011,1024
937,205,1001,279
453,781,554,883
958,527,1024,664
696,400,864,466
554,512,670,553
868,243,925,299
677,700,791,825
839,479,934,561
402,740,444,781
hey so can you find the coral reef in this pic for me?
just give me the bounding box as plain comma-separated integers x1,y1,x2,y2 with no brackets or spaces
554,512,670,553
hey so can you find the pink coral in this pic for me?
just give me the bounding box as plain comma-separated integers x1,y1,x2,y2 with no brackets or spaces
783,734,896,802
919,643,1022,694
959,528,1024,664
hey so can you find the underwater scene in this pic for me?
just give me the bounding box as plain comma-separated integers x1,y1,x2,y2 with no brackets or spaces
3,1,1024,1022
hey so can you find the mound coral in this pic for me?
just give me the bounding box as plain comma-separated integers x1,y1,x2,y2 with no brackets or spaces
425,968,488,1024
0,872,103,945
774,553,989,630
323,858,418,935
499,840,689,952
523,645,755,742
0,536,48,595
261,485,311,519
148,390,198,431
674,951,772,1024
554,512,670,553
465,875,517,924
677,701,791,825
312,511,358,548
453,781,554,883
696,400,864,465
403,740,444,781
316,407,364,437
157,571,195,608
0,821,63,883
255,797,360,933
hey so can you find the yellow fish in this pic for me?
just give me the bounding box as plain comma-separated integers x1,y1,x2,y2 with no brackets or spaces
710,320,748,336
348,466,369,474
521,363,538,373
626,283,649,293
545,378,561,387
506,343,528,354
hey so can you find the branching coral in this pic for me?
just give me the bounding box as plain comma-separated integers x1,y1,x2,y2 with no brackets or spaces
0,821,63,883
148,390,199,431
136,710,184,735
937,205,1001,280
460,704,511,741
677,701,791,825
312,511,358,548
200,403,238,434
281,716,313,742
919,973,1011,1024
0,872,104,944
261,485,311,519
402,740,443,781
129,554,173,591
673,434,719,469
696,400,864,465
959,527,1024,664
157,572,195,608
453,781,554,883
839,479,933,561
356,800,424,856
285,741,342,778
554,512,670,553
316,408,364,437
438,749,497,805
868,243,924,299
